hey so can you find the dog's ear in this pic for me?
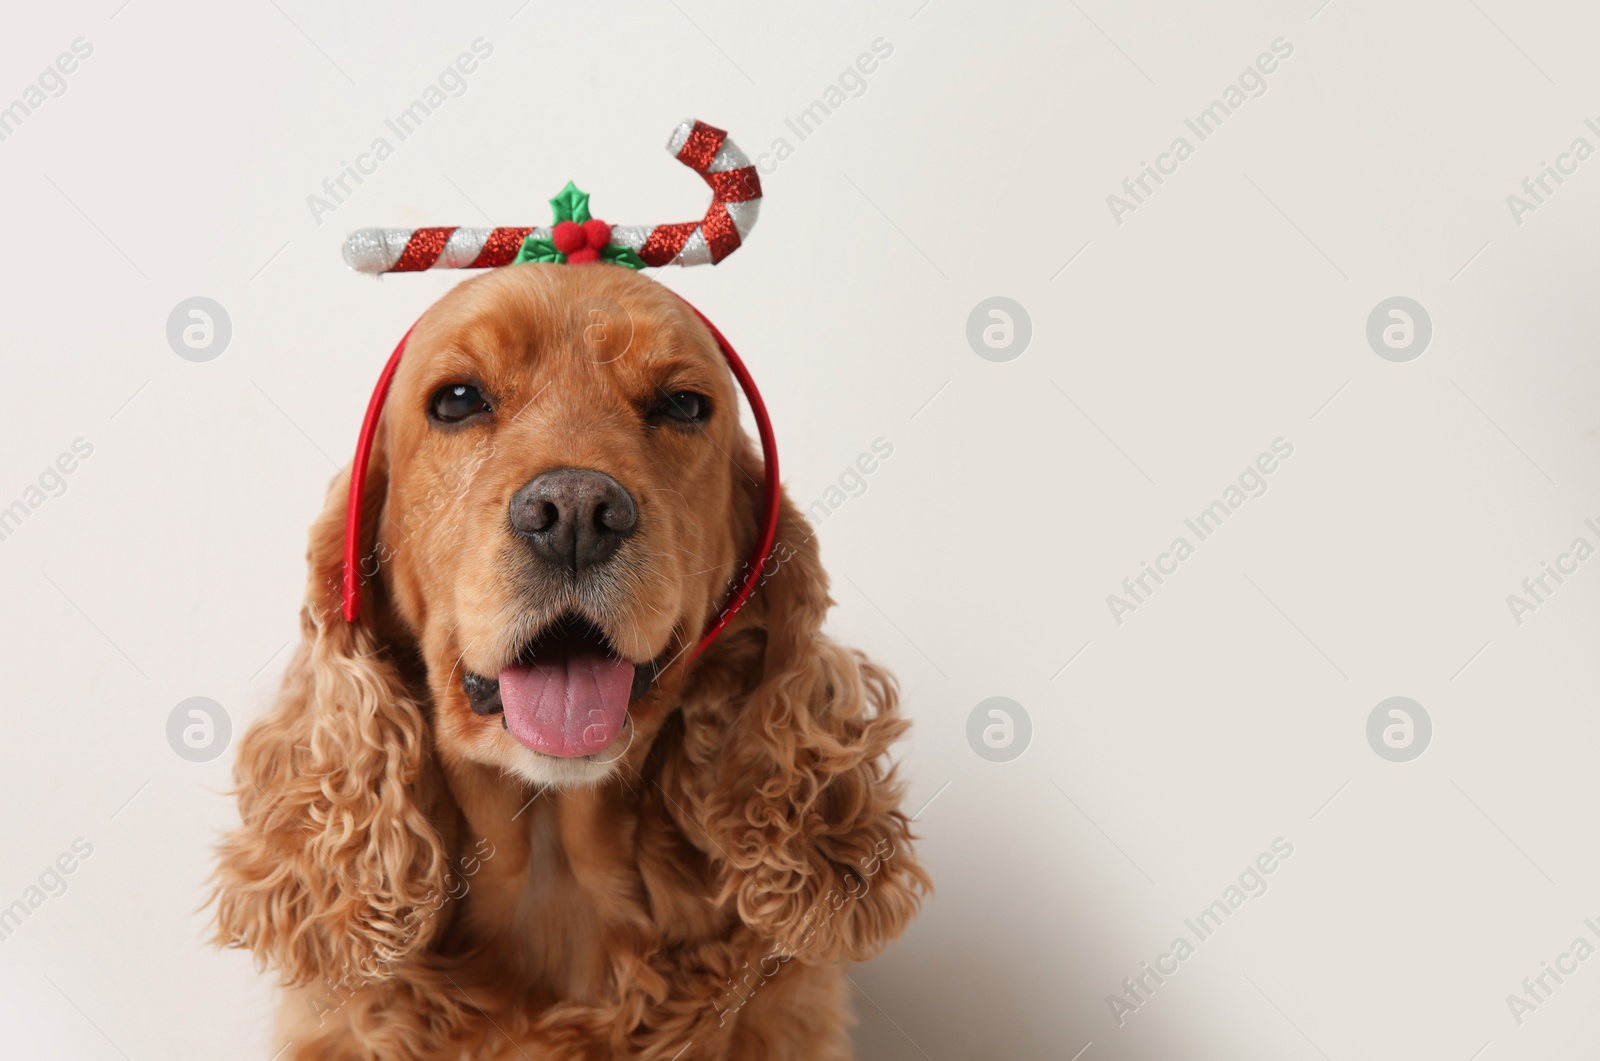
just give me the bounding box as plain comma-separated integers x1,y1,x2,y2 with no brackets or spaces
669,489,930,964
213,454,452,990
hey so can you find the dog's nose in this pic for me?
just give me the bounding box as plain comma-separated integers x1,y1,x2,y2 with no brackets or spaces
509,469,638,572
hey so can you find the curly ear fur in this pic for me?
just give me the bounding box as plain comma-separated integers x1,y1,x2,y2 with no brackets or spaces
673,497,930,964
212,472,452,990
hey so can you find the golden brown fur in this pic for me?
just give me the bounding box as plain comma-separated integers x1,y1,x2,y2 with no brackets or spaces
213,264,928,1059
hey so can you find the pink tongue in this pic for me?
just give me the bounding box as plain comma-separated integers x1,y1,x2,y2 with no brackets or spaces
499,649,634,757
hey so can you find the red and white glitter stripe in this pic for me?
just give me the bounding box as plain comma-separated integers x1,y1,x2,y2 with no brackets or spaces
342,119,762,274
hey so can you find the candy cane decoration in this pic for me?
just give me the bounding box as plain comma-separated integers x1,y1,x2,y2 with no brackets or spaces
342,119,761,274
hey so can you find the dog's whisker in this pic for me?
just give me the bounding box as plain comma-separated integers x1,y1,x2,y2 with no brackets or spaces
445,633,482,688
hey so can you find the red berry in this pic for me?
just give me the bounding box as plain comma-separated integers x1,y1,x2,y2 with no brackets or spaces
582,218,612,250
566,248,600,265
552,221,586,254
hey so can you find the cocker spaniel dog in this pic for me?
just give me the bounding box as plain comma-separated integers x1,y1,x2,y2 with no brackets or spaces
213,263,927,1059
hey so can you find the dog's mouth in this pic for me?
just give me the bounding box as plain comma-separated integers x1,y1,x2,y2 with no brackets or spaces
462,613,650,759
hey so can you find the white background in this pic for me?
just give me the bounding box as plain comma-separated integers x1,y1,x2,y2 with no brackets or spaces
2,1,1599,1058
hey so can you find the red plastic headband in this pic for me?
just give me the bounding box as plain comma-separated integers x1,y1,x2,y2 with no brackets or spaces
340,295,779,662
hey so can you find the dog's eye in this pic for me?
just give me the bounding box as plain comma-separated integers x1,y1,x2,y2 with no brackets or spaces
431,384,492,423
654,391,710,425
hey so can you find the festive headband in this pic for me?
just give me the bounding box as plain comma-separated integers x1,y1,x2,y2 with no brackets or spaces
340,119,777,660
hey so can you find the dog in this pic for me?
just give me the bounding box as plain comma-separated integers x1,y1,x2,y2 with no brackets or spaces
212,262,928,1059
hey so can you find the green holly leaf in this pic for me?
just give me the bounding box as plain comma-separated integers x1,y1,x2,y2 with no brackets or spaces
600,244,648,270
513,236,565,265
549,181,591,225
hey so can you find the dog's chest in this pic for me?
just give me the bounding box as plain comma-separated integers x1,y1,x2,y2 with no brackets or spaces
492,801,610,994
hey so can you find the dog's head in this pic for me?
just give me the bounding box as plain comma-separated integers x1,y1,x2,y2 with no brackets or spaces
215,263,925,998
354,264,757,787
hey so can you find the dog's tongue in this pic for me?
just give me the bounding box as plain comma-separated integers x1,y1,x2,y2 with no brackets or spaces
499,648,634,757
